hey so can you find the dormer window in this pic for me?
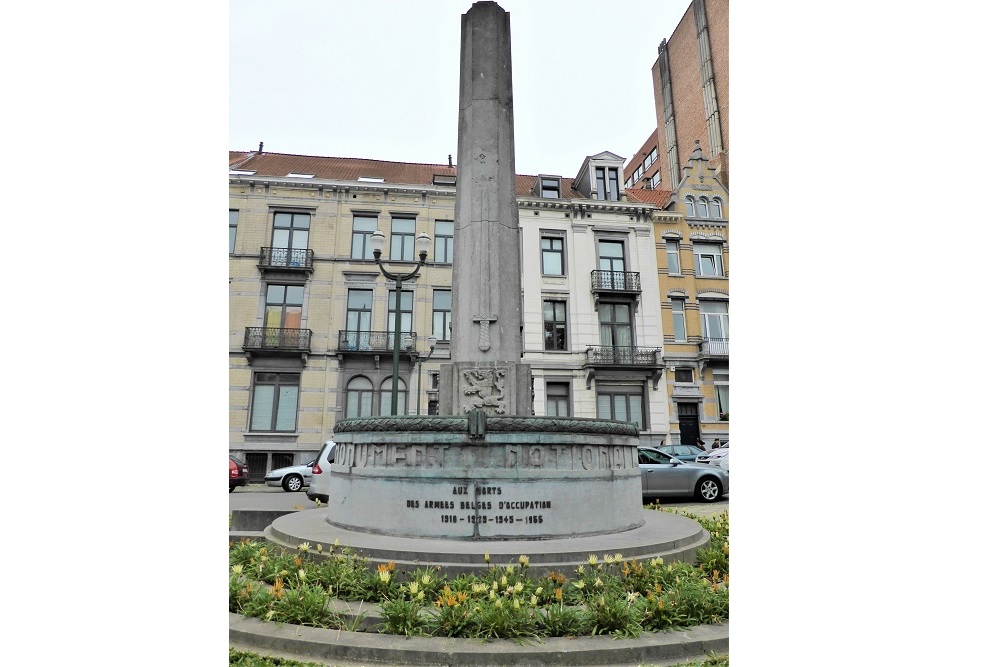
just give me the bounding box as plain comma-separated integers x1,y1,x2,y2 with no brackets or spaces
541,178,560,199
594,166,620,201
432,174,457,186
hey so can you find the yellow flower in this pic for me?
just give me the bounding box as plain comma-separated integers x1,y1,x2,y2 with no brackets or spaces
530,595,538,606
495,599,503,609
298,568,307,581
316,544,323,553
409,582,420,596
513,582,524,593
231,564,243,575
518,554,530,568
573,580,586,590
422,575,431,585
626,591,640,604
417,591,425,601
512,598,520,610
298,542,311,551
484,551,491,564
315,498,322,507
614,553,623,563
492,581,499,591
603,554,614,565
588,554,598,566
490,590,497,600
535,587,543,596
594,577,603,588
501,575,508,587
379,570,391,584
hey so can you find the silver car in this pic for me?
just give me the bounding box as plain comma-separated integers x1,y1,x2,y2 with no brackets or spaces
638,446,729,502
264,459,315,492
306,440,337,503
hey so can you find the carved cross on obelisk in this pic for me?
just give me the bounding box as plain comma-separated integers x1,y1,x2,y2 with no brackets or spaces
439,1,532,416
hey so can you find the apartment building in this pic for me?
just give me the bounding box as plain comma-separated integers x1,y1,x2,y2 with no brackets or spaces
229,149,671,479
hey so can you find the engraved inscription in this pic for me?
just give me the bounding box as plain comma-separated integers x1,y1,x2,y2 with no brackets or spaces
339,443,636,469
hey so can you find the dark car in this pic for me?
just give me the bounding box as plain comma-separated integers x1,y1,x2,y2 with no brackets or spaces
229,455,249,493
655,443,706,462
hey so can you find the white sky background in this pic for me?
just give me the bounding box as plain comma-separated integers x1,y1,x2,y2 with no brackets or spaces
230,0,691,177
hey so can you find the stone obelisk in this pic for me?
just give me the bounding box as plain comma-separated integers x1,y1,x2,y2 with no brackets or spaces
440,1,532,416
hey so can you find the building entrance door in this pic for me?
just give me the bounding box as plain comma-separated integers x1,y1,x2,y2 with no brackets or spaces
677,402,700,447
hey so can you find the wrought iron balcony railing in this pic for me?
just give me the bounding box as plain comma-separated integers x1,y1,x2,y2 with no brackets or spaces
338,330,416,352
243,327,312,352
591,269,641,292
586,346,660,365
699,337,729,358
258,247,315,271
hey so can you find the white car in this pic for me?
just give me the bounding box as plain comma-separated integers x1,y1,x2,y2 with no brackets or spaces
695,441,729,469
306,440,337,504
263,459,315,492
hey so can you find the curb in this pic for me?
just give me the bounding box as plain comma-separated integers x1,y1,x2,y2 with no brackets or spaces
230,612,729,666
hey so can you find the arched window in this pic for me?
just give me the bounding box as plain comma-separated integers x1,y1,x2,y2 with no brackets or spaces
697,198,709,218
684,197,696,217
345,376,374,418
709,198,723,219
380,377,408,416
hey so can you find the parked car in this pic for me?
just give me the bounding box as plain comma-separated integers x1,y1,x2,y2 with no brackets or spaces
306,440,337,504
229,455,249,493
655,443,705,462
696,441,729,467
638,446,728,502
264,458,316,492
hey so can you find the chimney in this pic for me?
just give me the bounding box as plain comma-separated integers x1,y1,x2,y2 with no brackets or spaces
448,154,453,168
258,142,264,154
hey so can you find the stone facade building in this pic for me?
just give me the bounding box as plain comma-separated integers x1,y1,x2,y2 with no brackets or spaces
229,149,672,479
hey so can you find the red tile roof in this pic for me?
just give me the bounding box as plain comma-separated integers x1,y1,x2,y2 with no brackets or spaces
623,187,672,207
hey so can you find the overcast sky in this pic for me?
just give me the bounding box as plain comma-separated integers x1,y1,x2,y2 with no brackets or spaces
230,0,691,178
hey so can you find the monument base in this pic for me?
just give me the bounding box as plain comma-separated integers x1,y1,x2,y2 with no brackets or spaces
266,507,710,576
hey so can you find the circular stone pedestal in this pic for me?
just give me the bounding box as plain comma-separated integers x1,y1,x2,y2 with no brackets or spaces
266,507,710,576
326,415,645,540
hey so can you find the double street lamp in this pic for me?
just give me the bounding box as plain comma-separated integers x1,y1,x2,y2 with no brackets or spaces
370,229,432,415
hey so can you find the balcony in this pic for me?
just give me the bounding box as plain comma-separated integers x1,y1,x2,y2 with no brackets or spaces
257,247,315,278
699,337,729,359
584,345,662,389
591,269,641,294
338,330,416,353
243,327,312,364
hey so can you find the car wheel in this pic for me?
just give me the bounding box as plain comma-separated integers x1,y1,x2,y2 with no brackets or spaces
283,475,304,492
695,477,721,502
229,485,235,493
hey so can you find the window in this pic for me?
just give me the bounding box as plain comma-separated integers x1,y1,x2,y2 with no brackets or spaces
546,382,570,416
598,239,626,288
351,216,378,259
675,368,694,383
598,302,632,348
596,386,645,429
714,369,729,420
434,220,454,263
650,170,661,188
710,198,723,219
643,146,658,171
379,377,408,416
387,289,413,349
697,198,709,218
665,241,680,274
684,197,696,217
264,285,303,345
345,289,373,349
693,243,724,277
594,166,620,201
541,178,560,199
270,211,311,266
345,376,374,418
229,210,238,254
390,217,416,261
250,372,299,431
630,167,641,186
671,298,687,342
541,236,565,275
700,301,729,342
543,300,567,351
433,290,452,341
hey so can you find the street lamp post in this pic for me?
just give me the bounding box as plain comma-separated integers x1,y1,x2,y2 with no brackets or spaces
370,229,432,415
405,335,437,415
